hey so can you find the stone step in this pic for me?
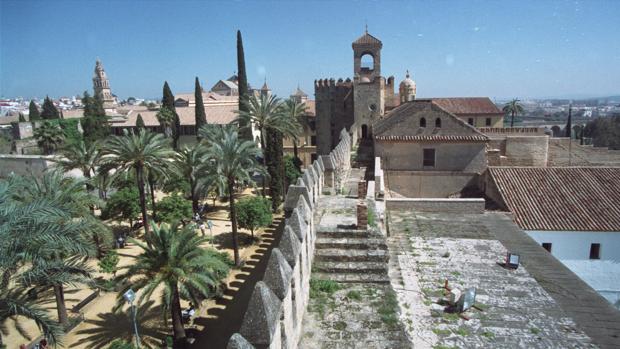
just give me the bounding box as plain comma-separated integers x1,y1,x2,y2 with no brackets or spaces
314,261,388,274
312,272,390,284
317,229,375,239
314,248,389,263
315,237,387,250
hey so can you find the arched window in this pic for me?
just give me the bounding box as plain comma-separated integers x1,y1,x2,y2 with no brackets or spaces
361,53,374,70
420,117,426,128
435,118,442,128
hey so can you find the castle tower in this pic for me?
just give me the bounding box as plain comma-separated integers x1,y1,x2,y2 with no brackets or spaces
352,29,384,140
291,85,308,104
93,59,115,109
399,70,416,103
260,78,272,98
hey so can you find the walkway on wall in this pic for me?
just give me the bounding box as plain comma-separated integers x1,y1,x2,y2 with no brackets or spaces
190,218,285,348
299,173,410,348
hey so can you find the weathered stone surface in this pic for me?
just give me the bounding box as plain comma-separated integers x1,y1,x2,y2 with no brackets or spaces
283,185,311,214
295,197,311,224
239,281,282,346
227,333,255,349
317,156,325,172
263,248,293,300
279,226,301,268
286,208,307,241
321,155,335,170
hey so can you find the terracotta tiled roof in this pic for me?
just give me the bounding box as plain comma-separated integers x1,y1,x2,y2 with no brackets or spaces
352,32,382,46
489,167,620,231
431,97,503,116
375,135,487,142
111,104,237,127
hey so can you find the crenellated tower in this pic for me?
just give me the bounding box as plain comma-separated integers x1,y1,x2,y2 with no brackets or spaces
314,78,354,155
93,59,115,109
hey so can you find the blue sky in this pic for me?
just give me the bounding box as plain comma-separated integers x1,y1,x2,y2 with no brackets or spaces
1,0,619,100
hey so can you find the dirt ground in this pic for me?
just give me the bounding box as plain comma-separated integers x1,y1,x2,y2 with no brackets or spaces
4,188,277,348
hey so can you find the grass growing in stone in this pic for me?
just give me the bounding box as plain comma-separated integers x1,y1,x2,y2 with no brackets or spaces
530,327,540,335
309,278,342,317
432,328,451,336
368,204,377,227
374,289,400,328
481,331,495,339
455,326,470,336
346,290,362,301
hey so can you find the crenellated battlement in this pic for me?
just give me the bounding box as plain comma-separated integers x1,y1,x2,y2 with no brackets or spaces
314,78,353,92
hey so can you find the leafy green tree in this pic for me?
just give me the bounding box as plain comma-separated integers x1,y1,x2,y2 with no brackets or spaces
55,139,101,185
156,106,176,138
156,193,192,224
101,187,141,226
81,91,110,144
34,121,64,154
235,196,272,237
175,144,209,214
195,77,207,139
98,250,119,275
102,130,175,234
583,115,620,150
503,99,524,128
116,223,231,344
280,98,306,159
41,96,60,119
18,113,26,122
284,154,302,186
127,97,137,105
236,30,252,141
162,81,180,149
29,100,41,121
136,113,145,130
205,126,264,265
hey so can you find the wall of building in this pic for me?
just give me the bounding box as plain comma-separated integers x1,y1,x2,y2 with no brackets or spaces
376,141,487,173
527,230,620,308
502,136,549,166
353,78,384,138
385,170,479,198
386,198,485,213
314,79,354,155
0,154,55,178
456,115,503,128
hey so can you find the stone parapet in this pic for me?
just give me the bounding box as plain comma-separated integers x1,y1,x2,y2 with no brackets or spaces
386,198,485,213
228,129,352,348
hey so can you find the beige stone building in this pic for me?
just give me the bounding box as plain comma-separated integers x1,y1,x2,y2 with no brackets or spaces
92,59,116,109
283,87,317,167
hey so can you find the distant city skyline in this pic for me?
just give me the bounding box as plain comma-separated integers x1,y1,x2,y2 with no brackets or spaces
1,0,619,100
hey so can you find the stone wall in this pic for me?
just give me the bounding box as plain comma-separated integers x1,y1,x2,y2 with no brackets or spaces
502,136,549,167
0,154,54,178
228,130,352,349
385,170,479,198
385,198,485,213
317,129,351,192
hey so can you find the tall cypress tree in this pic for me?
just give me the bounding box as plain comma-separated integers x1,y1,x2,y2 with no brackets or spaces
81,91,110,144
266,128,284,212
41,96,60,119
195,77,207,139
162,81,180,149
28,100,41,121
136,113,145,130
565,105,572,138
237,30,252,141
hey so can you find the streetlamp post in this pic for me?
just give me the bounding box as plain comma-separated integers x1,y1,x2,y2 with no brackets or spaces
123,289,141,349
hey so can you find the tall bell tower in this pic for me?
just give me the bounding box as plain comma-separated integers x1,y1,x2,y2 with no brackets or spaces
352,29,384,140
93,59,115,109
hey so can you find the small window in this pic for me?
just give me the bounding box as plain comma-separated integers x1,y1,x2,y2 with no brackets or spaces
589,243,600,259
420,117,426,128
310,136,317,146
468,118,474,125
542,243,552,252
435,118,441,128
485,118,492,126
311,153,317,162
423,148,435,167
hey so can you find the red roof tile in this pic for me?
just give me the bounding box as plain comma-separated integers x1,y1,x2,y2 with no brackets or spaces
352,32,382,46
432,98,503,116
489,167,620,231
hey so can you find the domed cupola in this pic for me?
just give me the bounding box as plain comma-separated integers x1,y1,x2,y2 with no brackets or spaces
399,70,416,103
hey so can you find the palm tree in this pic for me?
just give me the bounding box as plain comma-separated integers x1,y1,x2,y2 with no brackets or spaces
54,140,102,201
280,98,307,159
175,144,210,214
156,106,175,138
102,130,175,234
116,223,231,345
503,99,524,127
1,175,100,328
205,126,263,265
34,121,64,155
235,94,300,194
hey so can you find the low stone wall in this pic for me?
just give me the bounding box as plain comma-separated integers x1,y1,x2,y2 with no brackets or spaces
385,170,479,198
0,154,54,178
228,129,352,349
502,136,549,167
374,157,384,197
386,198,485,214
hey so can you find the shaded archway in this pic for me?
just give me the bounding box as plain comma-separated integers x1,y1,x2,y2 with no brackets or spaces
361,124,368,139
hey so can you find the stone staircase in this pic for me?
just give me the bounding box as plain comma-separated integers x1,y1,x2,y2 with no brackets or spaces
313,228,390,283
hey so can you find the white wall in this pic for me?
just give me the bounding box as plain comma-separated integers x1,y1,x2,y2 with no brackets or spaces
527,230,620,309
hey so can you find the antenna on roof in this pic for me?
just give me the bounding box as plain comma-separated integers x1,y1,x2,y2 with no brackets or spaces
365,20,368,34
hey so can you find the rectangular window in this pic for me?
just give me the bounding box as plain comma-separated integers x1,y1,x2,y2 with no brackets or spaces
542,242,552,252
485,118,492,126
589,243,601,259
423,148,435,167
311,136,317,146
